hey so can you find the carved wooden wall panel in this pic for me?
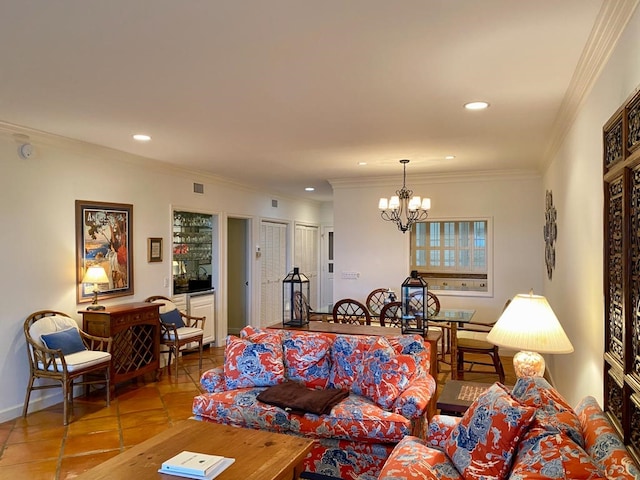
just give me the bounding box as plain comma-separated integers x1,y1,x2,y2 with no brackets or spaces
604,89,640,464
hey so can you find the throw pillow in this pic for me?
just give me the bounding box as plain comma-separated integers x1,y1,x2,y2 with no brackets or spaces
357,337,417,409
510,426,606,479
223,335,285,389
511,376,584,448
41,327,87,355
282,332,332,389
445,382,536,480
160,308,185,328
328,334,377,394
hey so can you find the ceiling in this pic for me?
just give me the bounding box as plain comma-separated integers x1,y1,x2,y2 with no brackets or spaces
0,1,625,201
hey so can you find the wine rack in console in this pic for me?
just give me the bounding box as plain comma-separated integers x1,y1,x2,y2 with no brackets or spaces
80,302,160,389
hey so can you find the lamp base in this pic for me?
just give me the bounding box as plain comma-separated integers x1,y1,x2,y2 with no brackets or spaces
86,304,106,311
513,350,545,378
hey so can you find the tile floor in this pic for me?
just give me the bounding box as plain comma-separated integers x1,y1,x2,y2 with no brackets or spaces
0,345,515,479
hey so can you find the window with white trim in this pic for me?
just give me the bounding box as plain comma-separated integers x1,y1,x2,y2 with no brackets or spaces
411,218,492,296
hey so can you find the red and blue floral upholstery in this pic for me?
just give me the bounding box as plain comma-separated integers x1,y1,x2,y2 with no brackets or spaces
379,435,463,480
380,377,640,480
223,335,285,389
444,382,535,480
576,395,640,479
192,327,436,480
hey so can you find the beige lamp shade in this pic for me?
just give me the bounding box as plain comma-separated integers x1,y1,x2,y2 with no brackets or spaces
487,292,573,377
487,292,574,354
82,265,109,285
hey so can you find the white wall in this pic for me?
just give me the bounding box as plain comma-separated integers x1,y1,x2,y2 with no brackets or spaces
543,6,640,406
0,128,324,422
331,172,543,326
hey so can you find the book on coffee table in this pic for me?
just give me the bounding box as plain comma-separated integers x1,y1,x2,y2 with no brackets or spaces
159,450,235,479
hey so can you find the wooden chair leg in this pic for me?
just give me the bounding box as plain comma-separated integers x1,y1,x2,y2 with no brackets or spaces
198,340,203,372
22,377,35,417
105,368,111,406
457,350,464,379
63,379,71,426
174,346,180,382
492,350,505,383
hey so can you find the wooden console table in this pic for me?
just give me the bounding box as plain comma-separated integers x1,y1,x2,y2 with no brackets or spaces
80,302,160,388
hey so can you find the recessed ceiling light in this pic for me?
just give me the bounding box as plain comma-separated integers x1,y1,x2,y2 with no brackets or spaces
464,101,489,110
133,134,151,141
445,155,455,160
358,162,367,166
305,187,315,192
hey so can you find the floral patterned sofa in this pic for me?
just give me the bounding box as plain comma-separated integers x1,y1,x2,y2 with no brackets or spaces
192,326,436,480
379,376,640,480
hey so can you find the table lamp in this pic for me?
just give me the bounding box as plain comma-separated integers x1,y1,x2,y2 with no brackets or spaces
82,265,109,311
486,291,573,377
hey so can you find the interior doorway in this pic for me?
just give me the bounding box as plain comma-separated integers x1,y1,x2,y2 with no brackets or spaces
227,217,250,335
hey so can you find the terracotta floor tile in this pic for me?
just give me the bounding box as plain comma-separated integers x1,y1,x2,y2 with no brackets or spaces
166,405,196,422
0,459,58,479
59,449,121,479
117,395,164,414
7,424,66,444
119,408,169,429
66,415,119,436
0,437,62,465
121,423,171,447
62,429,121,456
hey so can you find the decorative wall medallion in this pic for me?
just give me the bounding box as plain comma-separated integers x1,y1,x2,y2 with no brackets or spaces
544,190,557,280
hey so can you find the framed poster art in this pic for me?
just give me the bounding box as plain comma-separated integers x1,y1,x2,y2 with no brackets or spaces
147,237,163,262
76,200,134,303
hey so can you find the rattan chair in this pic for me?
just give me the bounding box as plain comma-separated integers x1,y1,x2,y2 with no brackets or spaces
332,298,371,325
23,310,112,425
145,296,205,381
366,288,388,316
379,301,402,327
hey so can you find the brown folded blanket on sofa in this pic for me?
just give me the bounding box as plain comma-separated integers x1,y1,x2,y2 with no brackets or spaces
257,381,349,415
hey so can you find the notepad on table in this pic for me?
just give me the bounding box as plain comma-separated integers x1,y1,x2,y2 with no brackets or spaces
159,450,235,479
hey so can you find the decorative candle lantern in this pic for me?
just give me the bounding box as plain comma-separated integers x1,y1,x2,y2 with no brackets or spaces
401,270,428,335
282,267,310,326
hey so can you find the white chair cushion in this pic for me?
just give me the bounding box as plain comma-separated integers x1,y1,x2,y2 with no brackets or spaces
152,299,178,314
163,327,203,341
40,350,111,372
29,315,79,348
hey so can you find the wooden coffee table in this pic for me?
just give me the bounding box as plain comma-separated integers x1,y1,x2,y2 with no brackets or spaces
74,420,314,480
436,380,493,415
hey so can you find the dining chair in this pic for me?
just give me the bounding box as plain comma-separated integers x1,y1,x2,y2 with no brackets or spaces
145,295,205,381
379,301,402,327
365,288,388,315
332,298,371,325
409,291,449,361
293,291,325,322
23,310,112,425
455,299,509,383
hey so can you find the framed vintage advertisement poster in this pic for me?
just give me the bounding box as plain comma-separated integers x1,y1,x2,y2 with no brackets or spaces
147,237,163,262
76,200,134,303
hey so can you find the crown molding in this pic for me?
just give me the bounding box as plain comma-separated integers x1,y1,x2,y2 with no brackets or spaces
543,0,640,167
329,169,541,190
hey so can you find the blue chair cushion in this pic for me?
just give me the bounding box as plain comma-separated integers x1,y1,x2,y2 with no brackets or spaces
41,328,87,355
160,308,185,328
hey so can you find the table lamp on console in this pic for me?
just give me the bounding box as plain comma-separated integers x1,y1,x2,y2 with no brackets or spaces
82,265,109,311
486,290,573,378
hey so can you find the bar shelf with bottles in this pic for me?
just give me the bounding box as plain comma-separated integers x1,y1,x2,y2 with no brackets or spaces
173,211,213,294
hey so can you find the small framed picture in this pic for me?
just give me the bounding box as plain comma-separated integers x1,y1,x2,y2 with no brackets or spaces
147,237,163,263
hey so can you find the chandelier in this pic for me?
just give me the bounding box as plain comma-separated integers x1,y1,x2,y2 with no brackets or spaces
378,159,431,233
